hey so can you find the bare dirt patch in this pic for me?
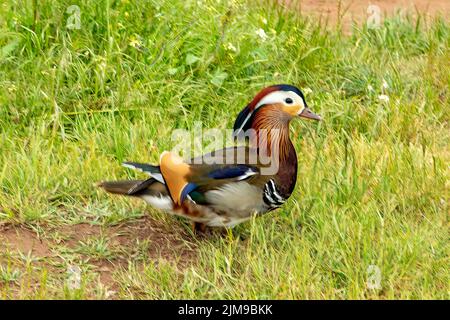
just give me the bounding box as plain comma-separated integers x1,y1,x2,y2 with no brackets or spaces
281,0,449,31
0,225,52,257
54,215,197,263
0,215,198,295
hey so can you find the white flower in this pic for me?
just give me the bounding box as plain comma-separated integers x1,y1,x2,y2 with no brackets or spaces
225,42,237,52
303,87,313,95
98,61,107,71
378,94,390,102
367,85,374,91
382,79,389,89
261,17,268,25
256,28,267,41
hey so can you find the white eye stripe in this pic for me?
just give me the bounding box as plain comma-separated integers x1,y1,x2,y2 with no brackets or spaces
298,98,305,110
255,90,304,109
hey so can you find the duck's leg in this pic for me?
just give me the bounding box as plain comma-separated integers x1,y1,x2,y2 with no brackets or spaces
192,222,207,234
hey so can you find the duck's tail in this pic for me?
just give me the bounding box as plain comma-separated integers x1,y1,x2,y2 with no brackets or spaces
97,161,174,211
97,179,147,195
97,161,167,195
98,178,174,211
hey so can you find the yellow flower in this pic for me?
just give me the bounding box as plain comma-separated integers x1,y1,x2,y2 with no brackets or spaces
128,35,141,48
7,84,17,93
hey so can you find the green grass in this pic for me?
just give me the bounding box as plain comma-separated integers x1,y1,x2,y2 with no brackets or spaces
0,0,449,299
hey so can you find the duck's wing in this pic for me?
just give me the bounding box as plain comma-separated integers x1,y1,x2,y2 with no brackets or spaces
159,148,269,206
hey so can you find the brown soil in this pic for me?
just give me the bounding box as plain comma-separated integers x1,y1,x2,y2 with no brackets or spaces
0,225,52,257
0,215,197,296
281,0,449,31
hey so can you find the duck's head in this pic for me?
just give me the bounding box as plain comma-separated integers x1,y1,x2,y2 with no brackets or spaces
233,84,321,137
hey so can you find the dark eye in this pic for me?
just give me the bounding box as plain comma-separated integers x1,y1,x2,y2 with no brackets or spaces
285,97,293,104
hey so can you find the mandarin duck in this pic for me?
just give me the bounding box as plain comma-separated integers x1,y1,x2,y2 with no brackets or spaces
98,84,321,231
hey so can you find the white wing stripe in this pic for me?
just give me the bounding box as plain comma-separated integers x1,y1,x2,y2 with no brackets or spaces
122,163,165,184
237,168,258,181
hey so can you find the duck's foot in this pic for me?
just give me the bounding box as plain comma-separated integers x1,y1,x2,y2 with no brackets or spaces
190,223,241,239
